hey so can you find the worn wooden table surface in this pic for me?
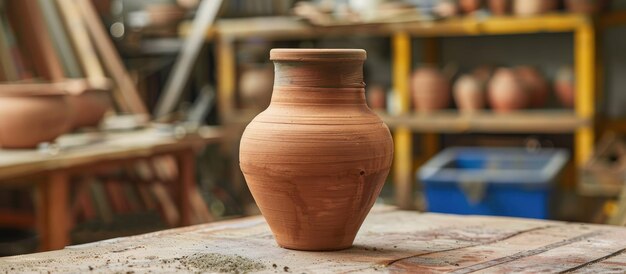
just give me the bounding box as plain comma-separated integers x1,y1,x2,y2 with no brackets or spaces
1,206,625,273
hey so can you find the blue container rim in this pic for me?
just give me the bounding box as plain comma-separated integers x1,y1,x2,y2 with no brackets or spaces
418,147,570,185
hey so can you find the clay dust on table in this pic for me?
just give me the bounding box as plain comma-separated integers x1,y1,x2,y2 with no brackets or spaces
179,253,266,273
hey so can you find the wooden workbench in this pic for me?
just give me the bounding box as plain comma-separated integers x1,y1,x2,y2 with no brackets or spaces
0,126,222,251
2,206,625,273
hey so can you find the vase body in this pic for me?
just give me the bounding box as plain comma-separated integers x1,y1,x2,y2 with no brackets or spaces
513,0,555,16
0,94,74,148
240,49,393,251
459,0,482,14
488,68,528,112
565,0,607,14
411,67,450,113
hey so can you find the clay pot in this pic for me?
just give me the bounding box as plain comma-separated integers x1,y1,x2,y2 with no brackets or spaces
434,0,459,18
472,65,494,84
411,67,450,113
0,94,74,148
565,0,608,14
554,66,575,108
459,0,483,14
366,85,387,110
240,49,393,251
513,0,556,16
488,0,510,15
67,90,111,128
239,65,274,110
515,66,549,108
488,68,529,112
454,74,485,113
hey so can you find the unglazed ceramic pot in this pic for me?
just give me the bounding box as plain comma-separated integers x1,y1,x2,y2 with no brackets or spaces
67,90,111,128
454,74,485,113
488,68,528,112
488,0,510,15
565,0,608,14
366,85,387,110
0,94,74,148
459,0,482,14
411,67,450,113
240,49,393,251
513,0,556,16
515,66,549,108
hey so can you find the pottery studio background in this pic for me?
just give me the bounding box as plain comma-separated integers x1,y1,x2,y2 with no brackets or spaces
2,0,626,255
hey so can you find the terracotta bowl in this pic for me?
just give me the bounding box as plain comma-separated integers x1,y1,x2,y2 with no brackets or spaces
67,90,111,129
0,94,74,148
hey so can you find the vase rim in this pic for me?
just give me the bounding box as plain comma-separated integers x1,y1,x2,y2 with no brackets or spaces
270,48,366,61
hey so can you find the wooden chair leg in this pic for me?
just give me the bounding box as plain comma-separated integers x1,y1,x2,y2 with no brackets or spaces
36,172,70,251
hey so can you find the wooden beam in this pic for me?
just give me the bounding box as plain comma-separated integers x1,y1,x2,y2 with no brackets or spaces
72,0,148,114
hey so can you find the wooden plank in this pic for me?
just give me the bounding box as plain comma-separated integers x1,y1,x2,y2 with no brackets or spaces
0,127,222,181
4,208,626,273
154,0,222,118
380,110,589,134
8,0,64,81
72,0,147,114
0,209,35,228
39,0,82,78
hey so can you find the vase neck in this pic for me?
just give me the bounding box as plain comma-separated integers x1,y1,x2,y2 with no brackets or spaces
273,60,365,89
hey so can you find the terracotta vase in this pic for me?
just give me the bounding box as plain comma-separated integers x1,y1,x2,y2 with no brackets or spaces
0,94,74,148
513,0,555,16
565,0,608,14
488,0,510,15
554,66,575,108
366,85,387,110
411,67,450,113
454,74,485,113
515,66,549,108
434,0,459,18
459,0,482,14
67,90,111,128
239,49,393,251
488,68,529,112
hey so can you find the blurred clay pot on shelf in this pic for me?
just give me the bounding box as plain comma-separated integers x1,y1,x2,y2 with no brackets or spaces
411,67,450,113
239,65,274,110
488,0,510,15
0,93,74,148
454,74,485,113
488,68,529,112
515,66,549,108
554,66,575,108
67,90,111,128
240,49,393,251
366,85,387,110
513,0,556,16
459,0,482,14
565,0,608,14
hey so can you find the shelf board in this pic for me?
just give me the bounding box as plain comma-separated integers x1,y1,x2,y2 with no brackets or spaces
379,110,590,134
181,13,595,41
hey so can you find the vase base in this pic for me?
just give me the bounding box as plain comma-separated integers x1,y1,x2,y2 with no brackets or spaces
277,242,353,252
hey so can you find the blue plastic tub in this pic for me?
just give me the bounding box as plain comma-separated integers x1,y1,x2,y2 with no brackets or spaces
419,147,569,219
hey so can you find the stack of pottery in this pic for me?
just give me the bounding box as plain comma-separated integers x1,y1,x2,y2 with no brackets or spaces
487,68,529,112
0,86,74,148
240,49,393,251
411,67,450,113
